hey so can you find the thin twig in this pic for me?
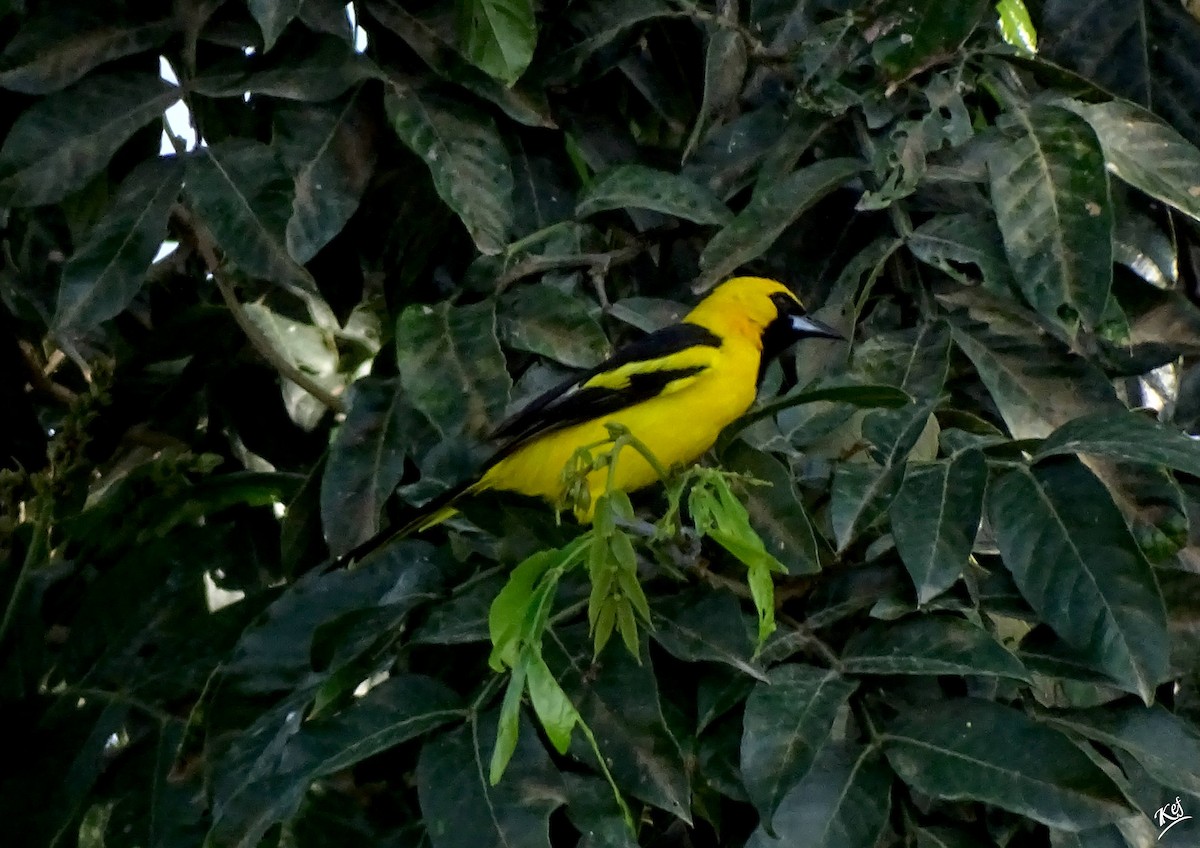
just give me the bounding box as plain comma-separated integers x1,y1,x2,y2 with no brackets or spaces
174,207,347,414
17,340,76,404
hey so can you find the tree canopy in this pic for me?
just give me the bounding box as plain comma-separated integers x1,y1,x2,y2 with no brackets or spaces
4,0,1200,846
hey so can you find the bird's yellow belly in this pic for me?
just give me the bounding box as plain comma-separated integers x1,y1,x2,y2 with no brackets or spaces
479,367,757,515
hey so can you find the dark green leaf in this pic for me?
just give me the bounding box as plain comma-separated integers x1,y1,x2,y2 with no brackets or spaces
241,302,342,428
870,0,989,81
185,140,330,311
459,0,537,85
988,460,1169,702
396,300,512,436
576,164,732,226
740,664,857,831
546,629,690,820
697,158,863,291
907,213,1017,294
418,711,564,848
545,0,675,82
563,774,639,848
1037,410,1200,478
889,451,987,604
724,443,823,575
499,283,611,369
989,104,1113,328
191,37,373,101
1040,704,1200,799
320,378,421,556
275,93,376,264
841,615,1030,680
54,158,182,339
0,16,174,94
883,699,1131,830
946,313,1120,438
651,590,765,680
830,462,902,553
745,743,891,848
248,0,302,51
384,83,514,255
0,73,177,206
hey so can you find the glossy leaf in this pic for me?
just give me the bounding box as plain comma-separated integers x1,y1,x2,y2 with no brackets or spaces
651,590,765,680
724,442,823,575
248,0,302,51
884,699,1131,830
988,460,1169,702
740,664,857,830
576,164,733,226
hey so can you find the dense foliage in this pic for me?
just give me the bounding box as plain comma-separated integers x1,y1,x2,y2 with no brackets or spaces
5,0,1200,846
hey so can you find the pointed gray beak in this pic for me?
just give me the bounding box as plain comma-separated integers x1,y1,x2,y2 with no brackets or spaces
790,313,845,340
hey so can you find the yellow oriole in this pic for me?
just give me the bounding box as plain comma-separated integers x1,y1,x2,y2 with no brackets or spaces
343,276,842,562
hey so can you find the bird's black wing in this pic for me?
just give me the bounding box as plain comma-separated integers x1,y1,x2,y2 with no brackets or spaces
488,322,722,461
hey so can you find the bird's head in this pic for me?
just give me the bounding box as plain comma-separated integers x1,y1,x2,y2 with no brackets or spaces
685,276,844,357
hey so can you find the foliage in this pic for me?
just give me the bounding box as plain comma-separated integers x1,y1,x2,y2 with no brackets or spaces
4,1,1200,847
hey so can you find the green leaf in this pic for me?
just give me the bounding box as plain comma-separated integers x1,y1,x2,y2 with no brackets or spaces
724,443,823,576
191,37,373,102
576,164,733,226
562,774,639,848
1062,99,1200,224
275,94,377,264
907,213,1017,294
384,82,515,255
745,743,891,848
487,547,564,670
1037,410,1200,478
989,104,1113,328
54,158,182,339
889,450,987,604
870,0,989,81
546,627,690,820
366,0,554,128
697,158,863,291
841,615,1031,680
186,140,331,316
499,283,611,369
545,0,675,82
733,382,910,438
526,654,581,755
683,25,747,160
0,72,177,206
0,16,175,94
995,0,1038,52
208,675,463,847
883,699,1131,830
459,0,537,86
247,0,302,51
320,378,421,556
651,590,766,680
418,711,564,848
740,664,857,831
988,460,1169,702
830,463,902,553
946,313,1120,439
1040,704,1200,800
396,300,512,436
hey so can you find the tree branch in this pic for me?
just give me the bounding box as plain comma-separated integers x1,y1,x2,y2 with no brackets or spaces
174,207,347,415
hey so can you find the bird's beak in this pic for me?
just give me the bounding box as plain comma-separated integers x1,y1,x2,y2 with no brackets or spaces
789,313,845,340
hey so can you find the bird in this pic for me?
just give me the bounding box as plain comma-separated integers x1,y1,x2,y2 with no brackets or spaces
341,276,843,563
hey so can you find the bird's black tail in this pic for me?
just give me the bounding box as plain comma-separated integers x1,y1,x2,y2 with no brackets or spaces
334,477,481,567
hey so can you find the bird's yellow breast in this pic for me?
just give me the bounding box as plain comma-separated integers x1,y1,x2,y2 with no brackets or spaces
478,335,760,516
